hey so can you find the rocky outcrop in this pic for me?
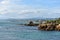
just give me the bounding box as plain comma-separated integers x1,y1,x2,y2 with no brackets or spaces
46,23,56,31
27,21,34,26
25,21,38,26
38,23,59,31
38,24,47,30
55,24,60,31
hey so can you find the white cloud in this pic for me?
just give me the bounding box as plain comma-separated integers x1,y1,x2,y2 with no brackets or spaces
0,0,60,19
0,0,10,5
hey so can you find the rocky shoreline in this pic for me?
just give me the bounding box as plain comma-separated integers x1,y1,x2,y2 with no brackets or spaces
38,23,60,31
38,18,60,31
25,18,60,31
25,21,39,26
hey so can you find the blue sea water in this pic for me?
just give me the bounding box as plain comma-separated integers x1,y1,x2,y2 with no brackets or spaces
0,20,60,40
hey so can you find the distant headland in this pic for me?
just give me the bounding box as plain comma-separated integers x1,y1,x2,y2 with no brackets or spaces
25,18,60,31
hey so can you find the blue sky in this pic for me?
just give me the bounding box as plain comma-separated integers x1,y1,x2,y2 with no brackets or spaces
0,0,60,19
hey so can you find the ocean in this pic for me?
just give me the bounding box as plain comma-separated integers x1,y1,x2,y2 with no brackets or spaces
0,19,60,40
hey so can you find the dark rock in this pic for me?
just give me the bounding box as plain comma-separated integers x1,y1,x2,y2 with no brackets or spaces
25,21,39,26
38,24,47,30
38,23,59,31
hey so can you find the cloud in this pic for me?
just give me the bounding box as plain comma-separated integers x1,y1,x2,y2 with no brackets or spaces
0,0,60,19
0,0,10,14
1,0,9,4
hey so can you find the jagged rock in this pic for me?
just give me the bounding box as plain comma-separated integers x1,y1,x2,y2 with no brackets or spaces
55,24,60,31
46,23,56,31
38,24,47,30
38,23,58,31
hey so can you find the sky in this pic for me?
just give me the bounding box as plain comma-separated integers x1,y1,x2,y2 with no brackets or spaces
0,0,60,19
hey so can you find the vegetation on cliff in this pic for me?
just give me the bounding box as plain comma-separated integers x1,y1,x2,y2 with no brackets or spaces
46,18,60,24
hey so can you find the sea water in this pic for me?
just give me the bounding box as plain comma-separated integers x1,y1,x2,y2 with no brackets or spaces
0,20,60,40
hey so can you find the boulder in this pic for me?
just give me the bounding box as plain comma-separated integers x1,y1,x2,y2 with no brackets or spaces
27,21,34,26
46,23,56,31
38,24,47,30
38,23,57,31
55,24,60,31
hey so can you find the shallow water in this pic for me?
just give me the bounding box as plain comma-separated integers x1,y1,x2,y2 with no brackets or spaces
0,20,60,40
